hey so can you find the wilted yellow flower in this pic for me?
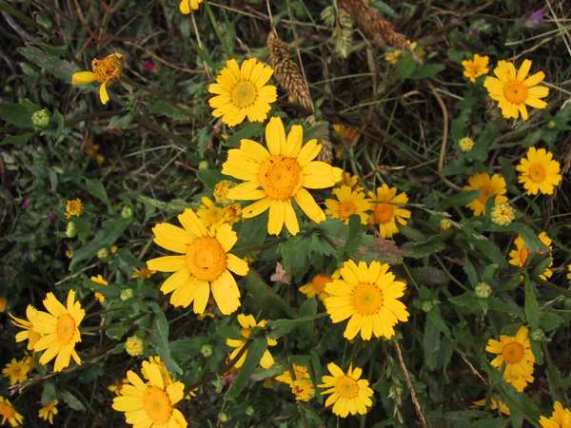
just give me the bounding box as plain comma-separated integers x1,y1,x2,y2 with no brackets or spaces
319,363,373,418
539,401,571,428
125,336,144,357
509,232,553,280
72,52,124,105
2,356,33,385
0,396,23,427
65,199,84,219
299,274,332,301
516,147,561,196
370,184,411,238
462,54,490,82
473,397,511,416
179,0,202,14
384,50,402,64
276,364,315,402
332,123,361,147
213,180,235,203
458,137,475,152
38,400,59,425
226,314,277,369
90,274,109,303
491,202,515,226
132,266,155,279
464,172,507,216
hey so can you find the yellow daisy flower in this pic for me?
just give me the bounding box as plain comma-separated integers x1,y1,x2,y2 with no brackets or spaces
197,196,241,228
276,364,315,402
325,185,370,224
179,0,202,14
38,400,59,425
2,356,33,385
464,172,508,216
508,232,553,280
71,52,124,105
125,336,144,357
539,401,571,428
462,54,490,82
473,397,511,416
484,59,549,120
485,326,535,392
65,198,84,219
0,396,23,427
225,314,277,369
146,209,249,314
222,117,343,235
299,274,332,301
208,58,277,127
319,363,373,418
27,290,85,372
324,260,409,341
9,305,41,351
370,184,411,238
458,136,475,152
90,274,108,303
516,147,562,195
112,357,187,428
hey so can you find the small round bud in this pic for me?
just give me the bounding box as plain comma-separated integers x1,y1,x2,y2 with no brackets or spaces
475,282,492,299
531,328,545,342
120,288,134,301
121,206,133,219
200,344,213,358
198,161,209,171
458,137,475,152
491,202,515,226
245,406,255,416
65,221,77,238
547,120,556,129
421,300,434,313
218,412,230,423
125,336,144,356
32,108,51,129
97,248,109,260
440,218,452,231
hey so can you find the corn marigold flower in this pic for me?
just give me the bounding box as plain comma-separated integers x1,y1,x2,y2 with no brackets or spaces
208,58,277,127
9,306,41,351
325,185,370,224
484,59,549,121
2,356,33,386
319,363,373,418
299,274,332,301
38,400,58,425
462,54,490,82
486,326,535,392
146,209,249,314
125,336,144,357
516,147,561,195
72,52,124,105
276,364,315,402
458,136,475,152
112,357,187,428
491,201,515,226
473,397,511,416
179,0,202,14
370,184,411,238
539,401,571,428
65,199,84,219
324,260,409,341
222,117,343,235
90,274,108,303
509,232,553,280
464,172,508,216
225,314,277,369
0,396,23,427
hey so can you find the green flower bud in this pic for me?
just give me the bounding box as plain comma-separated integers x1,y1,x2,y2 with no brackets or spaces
32,109,51,129
420,300,434,313
547,120,556,129
120,288,134,301
97,248,109,260
245,406,254,416
121,206,133,219
218,412,229,423
475,282,492,298
200,344,213,358
198,161,209,170
531,328,545,342
65,221,77,238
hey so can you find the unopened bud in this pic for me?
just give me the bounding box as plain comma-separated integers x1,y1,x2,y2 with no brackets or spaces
475,282,492,298
65,221,77,238
32,109,51,129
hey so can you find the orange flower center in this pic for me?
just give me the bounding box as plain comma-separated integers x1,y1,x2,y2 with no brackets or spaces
186,237,227,281
477,184,493,202
353,282,384,315
0,402,15,419
528,162,547,183
373,203,394,224
503,81,528,105
142,386,172,424
258,155,302,200
337,201,357,220
311,275,332,294
336,375,360,399
92,54,123,83
231,80,257,108
502,342,525,364
56,314,76,344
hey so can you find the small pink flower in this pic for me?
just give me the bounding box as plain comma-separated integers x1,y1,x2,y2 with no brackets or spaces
21,198,30,209
142,60,156,73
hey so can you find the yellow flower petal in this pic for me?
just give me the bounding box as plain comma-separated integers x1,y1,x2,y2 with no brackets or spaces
71,71,98,86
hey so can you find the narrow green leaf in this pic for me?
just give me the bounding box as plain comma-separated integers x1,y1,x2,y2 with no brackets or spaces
524,278,539,328
225,337,266,400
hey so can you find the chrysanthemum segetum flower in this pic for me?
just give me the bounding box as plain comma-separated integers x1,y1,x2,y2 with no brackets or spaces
9,305,41,351
225,314,277,369
484,59,549,120
324,260,409,341
72,52,124,105
319,363,373,418
146,208,249,315
299,274,332,301
516,147,562,195
27,290,85,372
369,184,411,238
491,201,515,226
325,185,371,224
275,364,315,402
486,326,535,392
462,54,490,82
458,136,475,152
112,357,187,428
125,336,144,357
509,231,553,280
179,0,202,14
38,400,59,425
222,117,343,235
2,355,33,385
65,198,84,219
463,172,508,216
208,58,277,127
539,401,571,428
0,396,23,427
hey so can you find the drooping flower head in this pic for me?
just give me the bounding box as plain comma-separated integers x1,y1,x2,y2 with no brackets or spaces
324,260,409,341
222,117,343,235
369,184,411,238
225,314,277,369
486,326,535,392
0,396,23,427
146,209,249,315
299,274,332,301
27,290,85,372
325,185,370,224
38,400,59,425
275,364,315,402
112,357,187,428
464,172,508,216
179,0,202,14
509,232,553,280
9,305,41,351
539,401,571,428
208,58,277,127
516,147,561,195
462,54,490,82
319,363,373,418
484,59,549,120
72,53,124,105
2,356,33,385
